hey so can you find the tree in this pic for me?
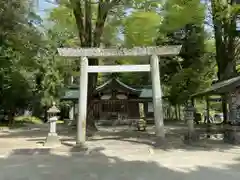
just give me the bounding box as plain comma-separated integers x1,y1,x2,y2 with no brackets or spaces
210,0,240,122
0,0,43,125
210,0,240,80
47,0,126,128
47,0,216,125
117,10,162,85
155,0,216,119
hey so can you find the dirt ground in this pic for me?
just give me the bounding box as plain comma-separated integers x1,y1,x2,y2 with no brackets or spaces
0,124,240,180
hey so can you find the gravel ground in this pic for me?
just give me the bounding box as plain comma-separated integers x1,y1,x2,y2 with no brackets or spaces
0,125,240,180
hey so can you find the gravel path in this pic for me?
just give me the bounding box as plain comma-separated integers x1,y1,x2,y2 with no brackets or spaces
0,125,240,180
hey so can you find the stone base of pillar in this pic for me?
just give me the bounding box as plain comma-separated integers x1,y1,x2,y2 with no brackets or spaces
44,133,61,147
183,132,199,144
152,137,167,149
72,142,88,151
223,126,240,144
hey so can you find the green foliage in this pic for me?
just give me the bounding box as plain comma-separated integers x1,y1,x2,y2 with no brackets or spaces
124,11,162,46
167,56,215,105
211,0,240,79
156,0,216,105
34,30,75,108
0,0,43,113
37,51,65,107
0,0,70,124
0,0,219,121
47,5,79,46
160,0,205,33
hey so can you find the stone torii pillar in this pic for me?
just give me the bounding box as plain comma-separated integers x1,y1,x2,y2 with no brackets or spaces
150,55,165,144
76,57,88,148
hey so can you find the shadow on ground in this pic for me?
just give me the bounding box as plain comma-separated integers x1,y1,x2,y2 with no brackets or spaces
0,146,239,180
0,124,239,152
85,126,238,152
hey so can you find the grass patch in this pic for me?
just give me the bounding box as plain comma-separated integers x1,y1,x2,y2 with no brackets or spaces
57,120,64,124
14,116,43,125
0,123,8,128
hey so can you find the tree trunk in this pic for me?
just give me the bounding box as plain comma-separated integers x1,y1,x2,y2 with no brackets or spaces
175,105,178,120
70,0,121,130
86,58,98,130
170,106,174,120
166,106,170,120
220,61,237,124
8,108,15,127
44,106,48,123
86,98,98,131
222,95,228,124
178,104,181,120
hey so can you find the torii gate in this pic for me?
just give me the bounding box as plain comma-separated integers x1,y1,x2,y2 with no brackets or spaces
58,46,181,147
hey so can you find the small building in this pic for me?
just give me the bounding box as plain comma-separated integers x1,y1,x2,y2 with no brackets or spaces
191,75,240,144
192,75,240,124
61,78,168,124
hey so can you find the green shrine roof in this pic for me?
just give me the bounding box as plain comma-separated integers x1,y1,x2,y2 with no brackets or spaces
140,89,152,98
95,78,141,93
61,78,152,100
61,89,79,100
139,89,169,99
192,76,240,97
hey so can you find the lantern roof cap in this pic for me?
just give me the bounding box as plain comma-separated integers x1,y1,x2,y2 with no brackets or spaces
47,102,60,113
184,102,195,111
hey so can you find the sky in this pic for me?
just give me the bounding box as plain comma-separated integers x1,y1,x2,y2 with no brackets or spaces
36,1,240,35
37,0,56,17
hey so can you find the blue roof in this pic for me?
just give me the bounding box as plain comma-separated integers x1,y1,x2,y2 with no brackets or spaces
140,89,152,98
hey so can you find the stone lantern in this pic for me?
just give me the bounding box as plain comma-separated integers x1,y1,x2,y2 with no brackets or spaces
184,100,199,144
45,102,61,146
